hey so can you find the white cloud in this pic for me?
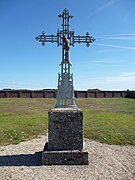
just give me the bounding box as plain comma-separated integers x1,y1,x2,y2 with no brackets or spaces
0,82,36,90
75,72,135,90
99,33,135,37
91,59,127,65
89,72,135,90
0,82,17,87
122,9,134,23
89,0,119,17
95,43,135,51
102,37,135,41
97,34,135,41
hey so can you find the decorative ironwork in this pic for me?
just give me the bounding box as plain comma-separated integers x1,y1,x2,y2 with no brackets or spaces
35,9,95,108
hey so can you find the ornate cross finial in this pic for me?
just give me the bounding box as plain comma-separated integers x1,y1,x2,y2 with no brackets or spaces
58,8,73,19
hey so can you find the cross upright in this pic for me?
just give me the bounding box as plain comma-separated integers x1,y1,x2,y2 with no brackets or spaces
35,8,95,108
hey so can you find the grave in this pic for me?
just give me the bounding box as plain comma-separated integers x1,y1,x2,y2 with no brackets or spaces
35,9,95,165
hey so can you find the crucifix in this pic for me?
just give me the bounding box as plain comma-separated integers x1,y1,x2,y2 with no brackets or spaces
35,9,95,165
35,8,95,108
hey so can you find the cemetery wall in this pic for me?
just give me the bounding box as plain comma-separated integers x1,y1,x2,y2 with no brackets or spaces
0,90,134,98
0,90,56,98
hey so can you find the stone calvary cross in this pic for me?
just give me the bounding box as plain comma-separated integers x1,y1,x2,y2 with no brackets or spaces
35,8,95,108
35,9,95,165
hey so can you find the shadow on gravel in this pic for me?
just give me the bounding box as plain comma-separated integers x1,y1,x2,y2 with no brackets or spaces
0,152,42,166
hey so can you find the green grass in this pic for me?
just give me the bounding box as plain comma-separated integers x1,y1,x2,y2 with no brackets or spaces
0,98,135,145
0,98,54,145
77,98,135,145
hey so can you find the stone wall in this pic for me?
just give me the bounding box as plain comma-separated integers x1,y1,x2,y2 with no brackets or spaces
0,90,56,98
0,90,134,98
75,90,132,98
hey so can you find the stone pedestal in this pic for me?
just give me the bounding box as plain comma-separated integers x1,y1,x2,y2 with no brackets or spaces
42,150,88,165
42,108,88,165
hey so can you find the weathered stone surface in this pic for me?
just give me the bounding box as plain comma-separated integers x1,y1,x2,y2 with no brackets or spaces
41,108,89,165
42,150,88,165
48,108,83,151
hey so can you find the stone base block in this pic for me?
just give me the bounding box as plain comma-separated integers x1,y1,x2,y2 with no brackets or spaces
42,149,88,165
48,108,83,151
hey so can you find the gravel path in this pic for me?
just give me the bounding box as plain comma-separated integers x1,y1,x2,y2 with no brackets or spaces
0,135,135,180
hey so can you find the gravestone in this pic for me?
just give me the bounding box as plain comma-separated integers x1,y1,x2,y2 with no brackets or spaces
35,9,95,165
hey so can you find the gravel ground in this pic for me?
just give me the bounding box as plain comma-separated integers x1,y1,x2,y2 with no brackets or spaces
0,135,135,180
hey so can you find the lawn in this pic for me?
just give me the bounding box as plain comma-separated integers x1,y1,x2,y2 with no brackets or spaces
0,98,135,145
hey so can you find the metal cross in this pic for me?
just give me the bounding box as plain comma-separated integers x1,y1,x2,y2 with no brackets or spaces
35,9,95,108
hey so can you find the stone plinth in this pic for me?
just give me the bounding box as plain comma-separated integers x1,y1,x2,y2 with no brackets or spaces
42,108,88,165
42,150,88,165
48,108,83,151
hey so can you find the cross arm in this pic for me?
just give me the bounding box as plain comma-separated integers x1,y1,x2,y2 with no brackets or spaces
35,31,58,46
74,32,96,47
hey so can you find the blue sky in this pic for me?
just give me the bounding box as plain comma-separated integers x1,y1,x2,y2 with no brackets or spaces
0,0,135,90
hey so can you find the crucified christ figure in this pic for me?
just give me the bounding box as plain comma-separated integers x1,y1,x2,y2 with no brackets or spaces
63,36,70,62
57,33,70,63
